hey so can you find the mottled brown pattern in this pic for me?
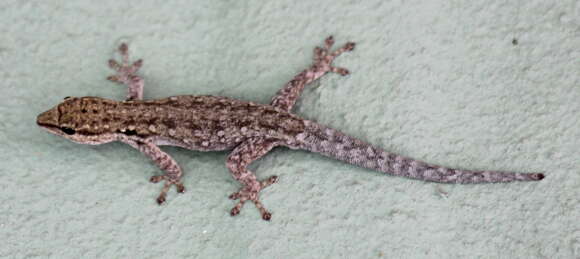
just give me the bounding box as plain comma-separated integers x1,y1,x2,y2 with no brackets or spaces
44,95,306,149
299,121,545,184
37,37,544,221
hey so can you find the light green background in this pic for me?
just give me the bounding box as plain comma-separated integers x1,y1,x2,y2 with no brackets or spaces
1,1,579,258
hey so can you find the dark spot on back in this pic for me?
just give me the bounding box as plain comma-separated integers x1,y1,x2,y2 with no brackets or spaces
125,129,137,136
237,120,253,128
117,129,138,136
262,109,278,115
259,122,277,131
163,119,176,129
146,118,158,125
213,125,224,132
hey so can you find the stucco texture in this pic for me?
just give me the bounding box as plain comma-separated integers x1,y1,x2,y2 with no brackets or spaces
1,1,579,258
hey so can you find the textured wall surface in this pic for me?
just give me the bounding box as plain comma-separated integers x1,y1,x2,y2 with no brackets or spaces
1,1,579,258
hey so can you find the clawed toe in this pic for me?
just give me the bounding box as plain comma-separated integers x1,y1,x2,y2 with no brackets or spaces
261,175,279,188
331,67,349,75
313,36,355,76
228,176,278,221
106,42,145,100
108,59,122,71
229,191,272,221
107,43,143,84
324,36,335,49
149,175,185,205
230,202,272,221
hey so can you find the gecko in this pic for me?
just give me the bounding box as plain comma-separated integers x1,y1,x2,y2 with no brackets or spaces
36,36,544,220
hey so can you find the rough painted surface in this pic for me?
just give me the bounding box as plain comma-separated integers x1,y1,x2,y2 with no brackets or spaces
1,0,579,258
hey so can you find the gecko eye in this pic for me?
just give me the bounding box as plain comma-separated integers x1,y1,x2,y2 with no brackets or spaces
61,127,76,135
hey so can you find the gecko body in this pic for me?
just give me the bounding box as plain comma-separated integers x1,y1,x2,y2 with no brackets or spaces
37,37,543,220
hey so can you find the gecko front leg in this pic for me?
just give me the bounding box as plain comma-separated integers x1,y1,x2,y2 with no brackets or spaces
107,43,144,100
270,36,355,112
226,138,280,220
119,137,185,204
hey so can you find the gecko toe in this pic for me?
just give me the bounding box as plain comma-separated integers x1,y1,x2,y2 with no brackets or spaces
229,192,241,200
262,211,272,221
150,175,163,183
344,42,355,51
119,43,128,53
108,59,121,71
176,183,186,193
132,59,143,69
324,36,335,50
228,180,276,220
229,195,272,221
312,36,355,76
107,43,143,88
261,175,279,188
150,175,185,204
230,206,241,216
331,67,350,76
156,195,166,205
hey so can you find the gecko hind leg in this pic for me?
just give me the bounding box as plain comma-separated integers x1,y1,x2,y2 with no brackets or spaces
107,43,144,100
226,138,280,220
270,36,355,112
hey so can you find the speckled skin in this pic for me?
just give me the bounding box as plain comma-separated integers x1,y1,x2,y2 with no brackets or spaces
37,37,544,220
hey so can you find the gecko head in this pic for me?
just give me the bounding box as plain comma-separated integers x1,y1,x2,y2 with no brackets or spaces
37,96,117,145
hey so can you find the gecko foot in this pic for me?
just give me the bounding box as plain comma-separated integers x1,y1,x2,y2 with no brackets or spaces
313,36,355,76
229,175,278,221
150,175,185,205
107,43,144,100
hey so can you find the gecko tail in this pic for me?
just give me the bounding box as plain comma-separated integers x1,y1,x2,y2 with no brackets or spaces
295,121,544,184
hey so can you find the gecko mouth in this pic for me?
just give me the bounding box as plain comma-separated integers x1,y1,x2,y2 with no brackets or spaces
36,123,62,135
36,120,56,130
36,118,61,133
36,120,55,128
37,121,77,136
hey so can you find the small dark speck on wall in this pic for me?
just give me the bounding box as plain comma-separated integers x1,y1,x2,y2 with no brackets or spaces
512,38,518,45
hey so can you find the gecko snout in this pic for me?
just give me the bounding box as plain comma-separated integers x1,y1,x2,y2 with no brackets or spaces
36,107,59,127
